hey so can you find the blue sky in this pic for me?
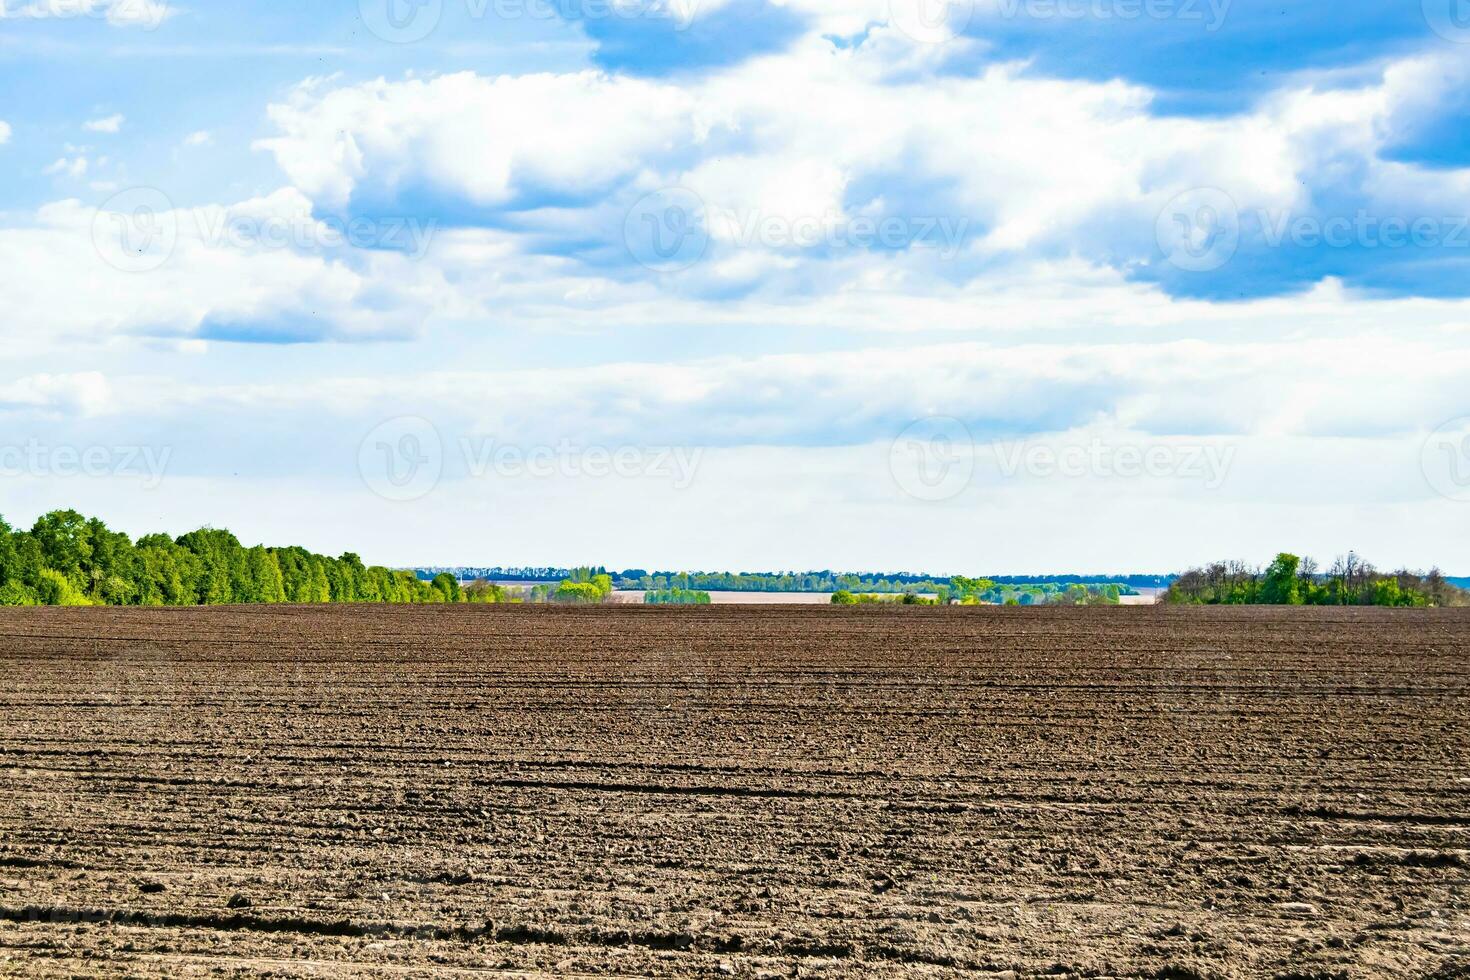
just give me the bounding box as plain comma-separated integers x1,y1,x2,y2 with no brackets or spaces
2,0,1470,573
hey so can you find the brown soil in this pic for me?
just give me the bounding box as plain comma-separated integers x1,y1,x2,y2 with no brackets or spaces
1,604,1467,978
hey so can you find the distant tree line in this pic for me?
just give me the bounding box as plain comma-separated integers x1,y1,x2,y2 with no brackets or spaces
617,571,952,595
1165,553,1466,607
412,567,1177,595
978,582,1132,606
644,588,712,605
517,568,615,605
984,574,1170,589
414,566,601,584
831,591,941,605
0,510,499,607
876,576,1131,607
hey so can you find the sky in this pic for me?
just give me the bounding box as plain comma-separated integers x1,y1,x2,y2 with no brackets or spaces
2,0,1470,574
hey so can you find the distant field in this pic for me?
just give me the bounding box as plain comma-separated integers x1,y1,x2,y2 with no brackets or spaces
1,605,1467,977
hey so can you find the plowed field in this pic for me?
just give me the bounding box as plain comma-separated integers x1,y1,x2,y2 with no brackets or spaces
1,605,1467,978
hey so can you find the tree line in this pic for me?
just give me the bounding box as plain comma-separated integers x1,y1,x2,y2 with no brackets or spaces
616,570,950,594
838,577,1132,607
644,587,712,605
1165,553,1466,607
0,510,491,607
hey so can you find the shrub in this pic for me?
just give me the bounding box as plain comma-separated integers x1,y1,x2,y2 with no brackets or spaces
36,569,92,607
0,581,39,606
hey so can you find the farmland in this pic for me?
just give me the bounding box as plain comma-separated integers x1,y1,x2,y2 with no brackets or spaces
1,605,1468,978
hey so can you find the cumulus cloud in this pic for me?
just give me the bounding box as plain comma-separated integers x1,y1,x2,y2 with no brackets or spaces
43,155,88,179
0,121,10,145
255,40,1470,302
0,189,447,346
42,334,1470,449
84,113,124,133
5,328,1466,566
0,371,111,416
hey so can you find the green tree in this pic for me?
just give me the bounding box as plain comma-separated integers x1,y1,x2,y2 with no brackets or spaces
1261,553,1303,605
244,546,286,603
431,573,462,604
30,510,93,589
177,528,243,604
554,581,606,604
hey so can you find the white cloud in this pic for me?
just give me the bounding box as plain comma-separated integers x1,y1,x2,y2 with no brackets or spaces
84,113,124,134
256,41,1470,299
8,432,1464,574
182,130,211,147
0,121,10,145
3,336,1466,570
39,334,1470,448
43,155,88,179
0,189,448,348
257,70,703,211
0,371,111,416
